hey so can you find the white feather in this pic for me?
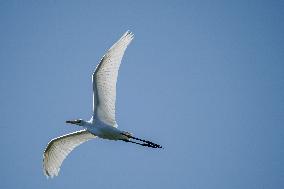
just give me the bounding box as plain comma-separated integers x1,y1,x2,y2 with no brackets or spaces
43,130,96,178
92,31,134,126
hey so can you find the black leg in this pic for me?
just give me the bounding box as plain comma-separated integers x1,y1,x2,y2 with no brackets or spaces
129,136,162,148
121,134,162,149
121,139,147,147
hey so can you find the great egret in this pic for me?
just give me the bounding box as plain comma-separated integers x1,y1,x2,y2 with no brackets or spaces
43,31,162,178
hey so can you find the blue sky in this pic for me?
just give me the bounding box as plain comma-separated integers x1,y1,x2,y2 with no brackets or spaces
0,0,283,188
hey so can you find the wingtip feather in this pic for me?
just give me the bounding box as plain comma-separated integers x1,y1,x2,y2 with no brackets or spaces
122,30,134,40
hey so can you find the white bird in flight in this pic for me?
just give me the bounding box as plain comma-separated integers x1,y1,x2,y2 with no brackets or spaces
43,31,162,178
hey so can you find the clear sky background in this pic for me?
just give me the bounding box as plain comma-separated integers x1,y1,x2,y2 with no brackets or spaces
0,0,283,188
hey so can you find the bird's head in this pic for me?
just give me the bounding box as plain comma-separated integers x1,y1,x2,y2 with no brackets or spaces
66,119,84,126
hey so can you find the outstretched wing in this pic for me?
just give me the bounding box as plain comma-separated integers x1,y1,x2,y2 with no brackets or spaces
92,31,134,126
43,130,96,178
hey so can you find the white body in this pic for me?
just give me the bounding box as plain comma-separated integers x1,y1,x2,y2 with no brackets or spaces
84,118,128,141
